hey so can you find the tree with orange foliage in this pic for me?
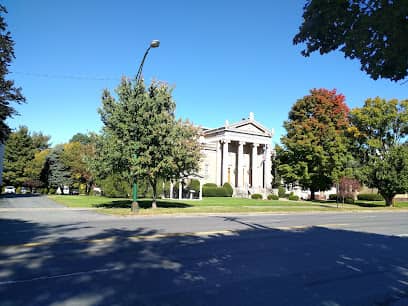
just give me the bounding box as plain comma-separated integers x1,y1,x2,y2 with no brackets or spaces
278,88,352,200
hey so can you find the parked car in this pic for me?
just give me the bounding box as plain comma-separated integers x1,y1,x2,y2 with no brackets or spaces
70,189,79,195
4,186,16,194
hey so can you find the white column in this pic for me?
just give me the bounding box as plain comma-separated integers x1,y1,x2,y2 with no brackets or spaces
237,141,244,188
169,181,173,199
178,179,182,200
265,144,272,190
216,141,222,186
222,139,230,185
252,143,259,189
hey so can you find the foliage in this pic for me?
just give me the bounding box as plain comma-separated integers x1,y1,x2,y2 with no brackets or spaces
278,88,351,199
357,193,384,201
267,194,279,200
223,182,233,197
99,174,131,198
203,183,217,188
47,145,73,189
202,186,228,197
328,194,337,201
349,98,408,206
278,186,286,198
69,132,97,145
188,179,200,193
339,176,360,199
294,0,408,81
288,194,299,201
3,126,34,185
0,5,25,143
96,79,201,208
344,197,355,204
251,193,263,200
61,141,95,193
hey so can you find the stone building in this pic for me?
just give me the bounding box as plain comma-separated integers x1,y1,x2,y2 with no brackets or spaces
198,112,274,196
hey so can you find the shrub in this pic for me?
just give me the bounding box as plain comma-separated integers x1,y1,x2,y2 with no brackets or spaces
203,183,217,188
357,193,384,201
267,194,279,200
16,187,21,194
202,186,228,197
189,179,200,193
48,188,56,195
329,194,338,201
223,182,233,197
344,197,355,204
251,193,263,200
288,194,299,201
278,186,286,198
100,174,131,198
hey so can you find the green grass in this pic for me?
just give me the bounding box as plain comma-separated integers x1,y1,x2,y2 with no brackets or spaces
48,195,408,216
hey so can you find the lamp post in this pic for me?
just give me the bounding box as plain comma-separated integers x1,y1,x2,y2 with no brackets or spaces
132,40,160,212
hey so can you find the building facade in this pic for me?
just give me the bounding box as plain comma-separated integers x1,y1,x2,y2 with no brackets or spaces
199,112,274,196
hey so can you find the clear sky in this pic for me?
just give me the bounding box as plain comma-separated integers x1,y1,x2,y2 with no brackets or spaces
4,0,407,146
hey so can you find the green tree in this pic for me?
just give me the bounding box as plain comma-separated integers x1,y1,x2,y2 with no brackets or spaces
24,149,50,190
279,88,351,200
294,0,408,81
349,97,408,205
0,5,25,143
61,141,95,193
3,126,34,186
47,145,73,190
97,79,201,208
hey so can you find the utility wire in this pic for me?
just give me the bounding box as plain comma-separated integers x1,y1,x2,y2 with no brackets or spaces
11,71,123,81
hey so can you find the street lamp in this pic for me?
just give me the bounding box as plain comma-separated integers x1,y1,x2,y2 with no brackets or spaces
132,40,160,212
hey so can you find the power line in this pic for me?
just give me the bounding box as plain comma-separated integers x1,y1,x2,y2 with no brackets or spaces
11,71,123,81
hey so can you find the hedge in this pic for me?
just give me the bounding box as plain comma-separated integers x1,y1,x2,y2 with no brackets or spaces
251,193,263,200
288,194,299,201
267,194,279,200
223,182,233,197
357,193,384,201
202,186,228,197
203,183,217,188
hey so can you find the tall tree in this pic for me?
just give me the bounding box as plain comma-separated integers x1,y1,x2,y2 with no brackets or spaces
60,140,95,193
294,0,408,81
47,145,73,190
2,126,34,186
349,97,408,205
0,5,25,143
97,78,201,208
279,88,351,199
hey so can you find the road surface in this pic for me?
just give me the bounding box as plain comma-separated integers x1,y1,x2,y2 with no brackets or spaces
1,195,407,305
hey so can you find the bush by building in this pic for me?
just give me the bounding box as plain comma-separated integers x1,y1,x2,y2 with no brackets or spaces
223,182,233,197
278,186,286,198
251,193,263,200
267,194,279,200
202,186,228,197
357,193,384,201
288,194,299,201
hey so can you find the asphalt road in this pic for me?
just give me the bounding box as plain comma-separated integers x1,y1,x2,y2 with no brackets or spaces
1,195,408,306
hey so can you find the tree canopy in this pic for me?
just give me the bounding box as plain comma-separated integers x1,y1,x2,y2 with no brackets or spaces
349,97,408,205
95,78,201,207
0,5,25,143
294,0,408,81
278,88,352,199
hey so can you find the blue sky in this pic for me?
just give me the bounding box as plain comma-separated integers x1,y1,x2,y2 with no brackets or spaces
4,0,407,146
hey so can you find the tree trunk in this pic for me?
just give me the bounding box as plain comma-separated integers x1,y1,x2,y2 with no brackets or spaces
384,195,394,207
310,189,315,201
151,179,157,209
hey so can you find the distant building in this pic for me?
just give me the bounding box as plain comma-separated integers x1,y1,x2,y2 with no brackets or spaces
198,112,274,196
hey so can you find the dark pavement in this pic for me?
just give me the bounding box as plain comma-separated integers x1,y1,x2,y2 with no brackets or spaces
1,196,408,305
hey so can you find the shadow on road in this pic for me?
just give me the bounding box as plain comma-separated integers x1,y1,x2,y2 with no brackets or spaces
0,217,407,306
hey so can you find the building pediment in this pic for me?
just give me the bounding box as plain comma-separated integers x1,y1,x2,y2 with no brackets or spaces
230,121,272,137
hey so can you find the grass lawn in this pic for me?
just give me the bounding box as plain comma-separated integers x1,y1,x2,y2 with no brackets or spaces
48,195,408,216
